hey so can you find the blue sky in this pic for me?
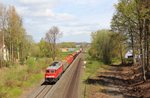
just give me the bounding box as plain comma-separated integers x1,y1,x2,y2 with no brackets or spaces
1,0,118,42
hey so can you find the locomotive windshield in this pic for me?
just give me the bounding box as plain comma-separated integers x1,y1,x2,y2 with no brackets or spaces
50,70,55,73
50,62,59,66
46,69,49,73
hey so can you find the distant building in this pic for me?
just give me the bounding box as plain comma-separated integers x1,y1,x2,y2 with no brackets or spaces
68,48,75,52
0,43,9,61
125,50,141,60
125,50,133,58
60,48,75,52
61,48,68,52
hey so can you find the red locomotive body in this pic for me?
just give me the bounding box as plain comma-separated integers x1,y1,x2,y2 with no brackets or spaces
45,62,63,83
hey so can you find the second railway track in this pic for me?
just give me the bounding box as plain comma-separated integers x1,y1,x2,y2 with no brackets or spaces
28,85,53,98
35,85,53,98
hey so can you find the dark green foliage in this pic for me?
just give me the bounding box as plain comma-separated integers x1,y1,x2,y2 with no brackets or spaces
89,30,122,64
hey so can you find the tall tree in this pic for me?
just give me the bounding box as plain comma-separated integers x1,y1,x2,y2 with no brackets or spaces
0,4,32,66
45,26,62,61
6,6,26,62
0,3,8,67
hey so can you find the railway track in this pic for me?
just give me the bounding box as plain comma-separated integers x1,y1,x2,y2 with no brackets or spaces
28,85,53,98
28,54,78,98
35,85,53,98
27,53,83,98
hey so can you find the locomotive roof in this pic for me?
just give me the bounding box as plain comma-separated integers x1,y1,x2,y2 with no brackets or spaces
47,62,62,70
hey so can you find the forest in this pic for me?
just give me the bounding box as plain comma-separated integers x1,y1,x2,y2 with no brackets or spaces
89,0,150,97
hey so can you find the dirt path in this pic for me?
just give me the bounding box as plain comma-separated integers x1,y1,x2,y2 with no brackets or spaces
84,63,150,98
84,65,124,98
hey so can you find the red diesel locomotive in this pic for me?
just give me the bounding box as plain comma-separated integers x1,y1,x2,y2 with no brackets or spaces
45,61,63,83
45,50,81,83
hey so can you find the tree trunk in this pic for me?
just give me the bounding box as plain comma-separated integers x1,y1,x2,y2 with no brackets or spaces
17,49,20,62
139,19,146,81
9,42,12,62
142,46,146,81
135,0,146,81
119,43,124,64
130,28,136,64
12,43,14,62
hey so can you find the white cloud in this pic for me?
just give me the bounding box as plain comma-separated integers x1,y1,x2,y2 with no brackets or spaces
15,0,75,21
19,0,58,6
57,13,75,21
63,31,91,36
30,9,55,17
19,0,47,4
1,0,118,42
61,0,108,6
15,6,28,16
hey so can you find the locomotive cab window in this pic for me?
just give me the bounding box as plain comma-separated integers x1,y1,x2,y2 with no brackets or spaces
46,69,49,73
51,62,59,66
50,70,55,73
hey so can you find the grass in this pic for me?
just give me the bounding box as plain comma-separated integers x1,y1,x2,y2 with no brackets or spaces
81,54,108,98
82,59,100,80
82,54,105,81
0,57,50,98
111,58,122,65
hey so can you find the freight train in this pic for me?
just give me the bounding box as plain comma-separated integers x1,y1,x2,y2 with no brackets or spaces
45,49,82,83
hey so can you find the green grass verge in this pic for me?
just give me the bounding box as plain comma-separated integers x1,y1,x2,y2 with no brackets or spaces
82,54,105,81
81,54,108,98
0,57,50,98
82,59,101,80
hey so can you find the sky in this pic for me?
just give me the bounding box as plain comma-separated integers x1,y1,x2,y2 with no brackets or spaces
1,0,118,43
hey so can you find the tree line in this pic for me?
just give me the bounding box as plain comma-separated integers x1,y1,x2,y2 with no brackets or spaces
0,3,63,67
0,3,32,67
89,0,149,81
112,0,150,81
